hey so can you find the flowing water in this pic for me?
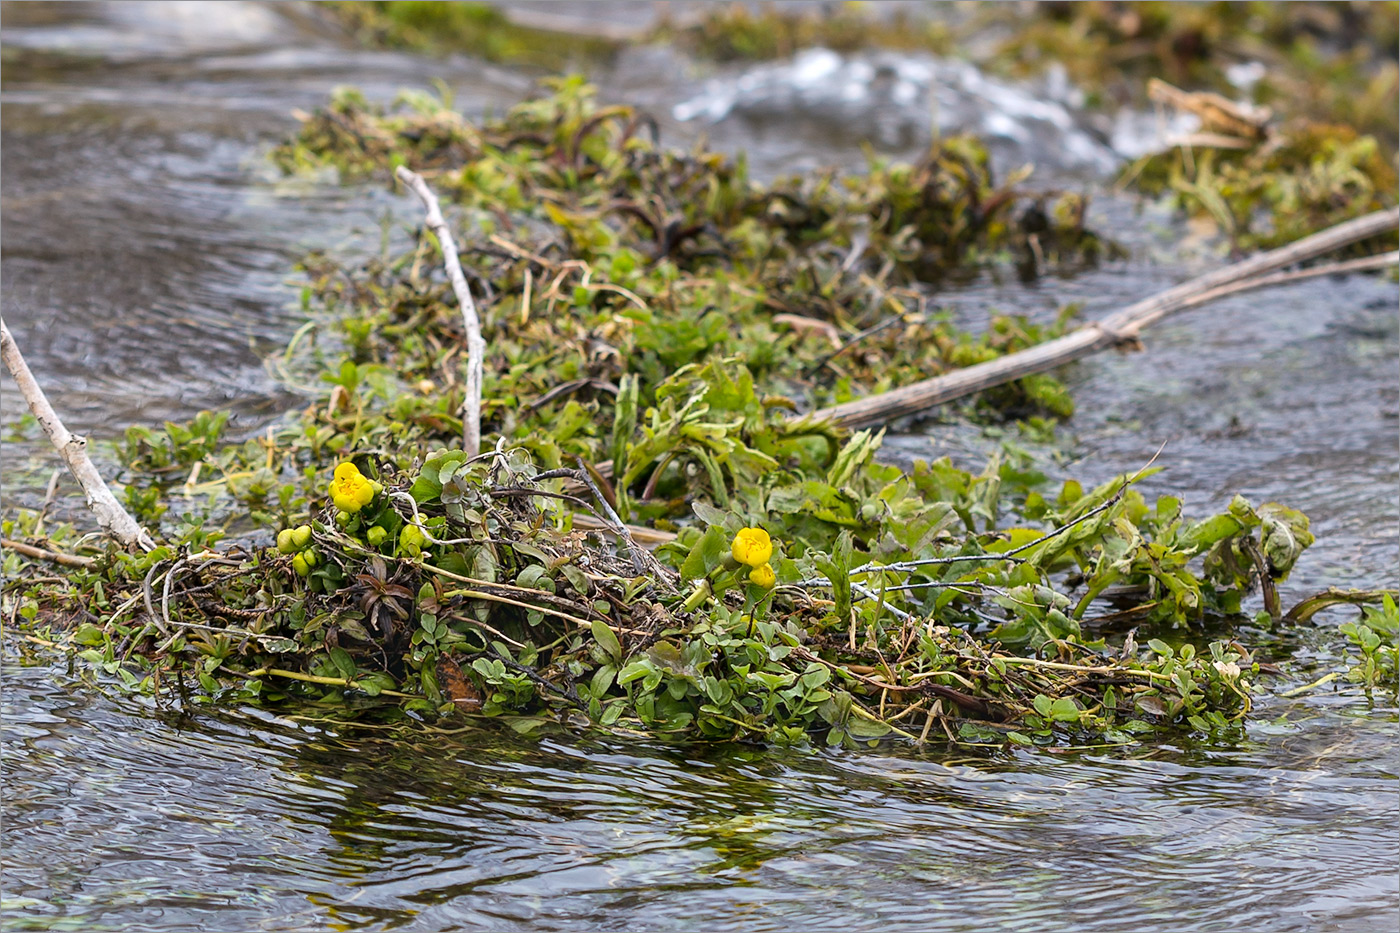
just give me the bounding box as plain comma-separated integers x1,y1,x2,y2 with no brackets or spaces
2,4,1396,931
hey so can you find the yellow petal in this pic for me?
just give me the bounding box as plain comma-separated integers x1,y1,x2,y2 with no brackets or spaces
731,527,773,566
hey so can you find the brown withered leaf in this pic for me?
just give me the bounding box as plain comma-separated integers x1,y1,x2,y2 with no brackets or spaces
435,655,483,709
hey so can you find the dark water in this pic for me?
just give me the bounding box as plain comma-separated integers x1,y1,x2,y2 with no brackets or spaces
2,3,1397,931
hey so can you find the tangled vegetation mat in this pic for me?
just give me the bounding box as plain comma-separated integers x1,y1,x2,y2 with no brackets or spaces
3,79,1395,749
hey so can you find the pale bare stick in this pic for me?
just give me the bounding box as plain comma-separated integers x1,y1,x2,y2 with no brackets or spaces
1,320,155,551
0,537,97,568
1170,250,1398,310
813,208,1399,429
394,166,486,454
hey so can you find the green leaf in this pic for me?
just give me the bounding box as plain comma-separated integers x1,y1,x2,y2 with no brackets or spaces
515,564,551,591
591,619,623,663
1049,697,1082,722
610,374,639,488
471,545,498,585
827,429,882,488
691,500,729,527
845,714,892,739
420,665,443,704
591,663,617,697
72,623,106,647
617,658,654,685
559,563,589,595
328,647,356,680
680,524,728,582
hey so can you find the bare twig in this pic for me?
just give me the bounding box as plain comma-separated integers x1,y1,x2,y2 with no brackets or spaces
812,209,1399,428
0,538,96,568
388,490,486,546
574,457,647,576
1174,251,1398,309
395,166,486,454
1,320,154,551
568,512,679,548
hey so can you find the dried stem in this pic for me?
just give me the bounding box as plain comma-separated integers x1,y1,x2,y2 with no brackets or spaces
813,208,1399,428
0,538,96,568
395,166,486,454
573,457,647,576
1,320,154,551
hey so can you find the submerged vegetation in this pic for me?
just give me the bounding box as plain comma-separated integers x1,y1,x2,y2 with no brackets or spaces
5,74,1394,750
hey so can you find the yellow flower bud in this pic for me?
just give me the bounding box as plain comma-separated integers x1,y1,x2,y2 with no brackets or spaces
292,553,311,577
731,527,773,567
748,562,776,588
290,524,313,549
276,529,297,554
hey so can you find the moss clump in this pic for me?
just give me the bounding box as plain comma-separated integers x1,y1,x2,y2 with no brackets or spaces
989,2,1398,141
1126,118,1398,252
652,2,954,62
322,1,620,70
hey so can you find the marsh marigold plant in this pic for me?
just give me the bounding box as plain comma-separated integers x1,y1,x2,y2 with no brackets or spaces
329,461,376,513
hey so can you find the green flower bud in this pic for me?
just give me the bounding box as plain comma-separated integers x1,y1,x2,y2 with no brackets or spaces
276,528,297,554
399,524,426,558
292,553,311,577
290,524,313,549
366,526,387,547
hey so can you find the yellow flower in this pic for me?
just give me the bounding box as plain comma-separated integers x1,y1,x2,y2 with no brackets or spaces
329,461,376,514
748,562,776,588
731,527,773,567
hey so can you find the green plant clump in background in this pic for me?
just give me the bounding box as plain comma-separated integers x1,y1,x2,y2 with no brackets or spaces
323,0,621,69
315,2,1398,251
1126,119,1398,251
267,78,1106,473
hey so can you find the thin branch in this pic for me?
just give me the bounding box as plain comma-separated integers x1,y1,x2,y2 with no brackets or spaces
811,209,1399,428
395,166,486,454
1,320,154,551
856,479,1130,577
574,457,647,576
1172,250,1398,310
0,538,96,568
